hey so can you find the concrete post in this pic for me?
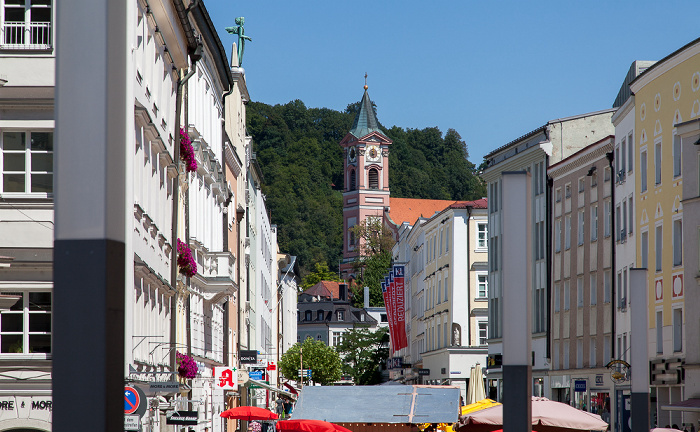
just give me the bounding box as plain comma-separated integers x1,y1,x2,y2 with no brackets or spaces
630,268,649,432
54,0,130,431
501,171,532,432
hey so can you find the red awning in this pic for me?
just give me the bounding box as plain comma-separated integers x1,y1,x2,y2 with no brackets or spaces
662,398,700,412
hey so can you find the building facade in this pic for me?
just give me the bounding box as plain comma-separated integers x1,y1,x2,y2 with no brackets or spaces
482,110,616,401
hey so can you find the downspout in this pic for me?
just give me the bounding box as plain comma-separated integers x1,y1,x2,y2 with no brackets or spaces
606,151,616,360
171,64,197,372
466,206,472,346
546,169,553,360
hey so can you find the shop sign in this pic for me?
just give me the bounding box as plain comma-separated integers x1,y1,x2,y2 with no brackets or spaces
240,350,258,364
249,370,264,380
487,354,502,369
595,374,604,386
574,380,587,392
166,410,198,425
418,369,430,376
215,367,238,391
125,415,140,431
0,396,53,423
149,381,180,393
386,357,403,370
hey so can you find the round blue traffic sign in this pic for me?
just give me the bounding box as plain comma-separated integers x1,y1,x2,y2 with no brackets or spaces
125,386,140,414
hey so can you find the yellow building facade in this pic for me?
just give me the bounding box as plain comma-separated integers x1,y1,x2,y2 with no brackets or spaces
630,38,700,426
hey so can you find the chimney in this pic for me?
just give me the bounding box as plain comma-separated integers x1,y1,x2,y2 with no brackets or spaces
339,283,347,301
364,286,370,308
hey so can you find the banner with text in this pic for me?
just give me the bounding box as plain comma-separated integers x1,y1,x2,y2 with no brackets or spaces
393,265,408,349
383,276,397,352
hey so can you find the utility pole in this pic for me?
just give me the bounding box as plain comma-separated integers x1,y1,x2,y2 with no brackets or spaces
300,346,303,389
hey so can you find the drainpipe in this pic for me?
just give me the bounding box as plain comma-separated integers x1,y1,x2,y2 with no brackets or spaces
171,63,197,372
546,161,552,360
466,206,472,346
606,151,616,360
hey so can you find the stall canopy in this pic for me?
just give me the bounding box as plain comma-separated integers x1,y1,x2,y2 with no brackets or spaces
248,380,297,399
291,385,460,424
661,398,700,412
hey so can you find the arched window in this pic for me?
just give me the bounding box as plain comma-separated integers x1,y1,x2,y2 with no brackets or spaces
349,169,356,191
349,231,355,246
368,168,379,189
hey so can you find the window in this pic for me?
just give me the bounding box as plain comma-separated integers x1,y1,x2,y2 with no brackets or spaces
332,331,342,346
554,283,560,312
317,310,324,321
437,280,442,305
577,277,584,307
641,231,648,268
477,274,488,298
444,276,448,302
590,273,597,305
628,197,633,235
673,308,682,352
591,171,598,187
556,188,562,203
316,334,322,341
604,166,611,182
477,223,488,249
565,183,571,198
641,150,648,192
1,0,52,49
673,134,681,178
337,310,345,321
437,324,441,349
444,322,449,347
590,338,597,367
305,311,312,321
655,225,663,272
628,131,634,172
563,340,570,369
673,219,682,266
478,322,488,345
534,161,544,195
620,138,626,176
368,168,379,189
0,291,51,355
603,336,611,364
349,169,356,190
615,146,620,178
604,200,611,237
565,216,571,250
1,131,53,194
553,340,560,370
604,270,611,303
445,227,450,252
656,311,663,354
655,141,662,185
576,339,583,369
578,178,585,193
578,211,584,246
380,313,387,323
555,219,561,252
536,221,545,260
439,230,443,255
564,280,570,311
591,206,598,241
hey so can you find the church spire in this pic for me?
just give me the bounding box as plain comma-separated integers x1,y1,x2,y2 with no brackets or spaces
349,86,381,139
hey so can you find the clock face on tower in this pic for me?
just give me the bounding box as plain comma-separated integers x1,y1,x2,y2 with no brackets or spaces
348,146,356,163
366,145,380,162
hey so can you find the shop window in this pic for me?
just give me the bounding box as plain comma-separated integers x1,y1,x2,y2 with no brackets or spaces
0,291,51,356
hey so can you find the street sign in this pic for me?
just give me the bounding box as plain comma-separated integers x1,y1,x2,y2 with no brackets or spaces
166,410,198,425
124,386,140,415
574,380,587,392
149,381,180,393
125,415,140,431
215,366,238,390
240,350,258,364
249,370,264,380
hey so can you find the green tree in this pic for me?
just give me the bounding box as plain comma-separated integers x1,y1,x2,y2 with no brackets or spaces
350,219,395,307
335,327,389,385
299,262,341,291
278,338,342,386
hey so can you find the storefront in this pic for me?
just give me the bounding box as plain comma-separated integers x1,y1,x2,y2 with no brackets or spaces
0,392,52,431
550,370,613,428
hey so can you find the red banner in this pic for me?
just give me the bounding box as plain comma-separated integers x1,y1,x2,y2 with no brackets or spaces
393,265,407,349
383,276,397,352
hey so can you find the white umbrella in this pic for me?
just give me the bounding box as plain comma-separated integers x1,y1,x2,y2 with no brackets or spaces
465,363,486,405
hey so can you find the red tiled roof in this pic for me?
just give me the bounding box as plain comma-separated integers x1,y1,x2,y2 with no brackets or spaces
386,197,487,227
304,281,345,300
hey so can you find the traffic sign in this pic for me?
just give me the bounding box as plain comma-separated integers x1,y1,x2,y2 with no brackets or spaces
124,386,140,415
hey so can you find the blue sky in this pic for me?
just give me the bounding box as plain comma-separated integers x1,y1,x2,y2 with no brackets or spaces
206,1,699,163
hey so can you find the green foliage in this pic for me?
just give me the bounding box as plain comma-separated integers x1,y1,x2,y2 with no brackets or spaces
349,218,395,307
278,338,342,386
300,262,341,291
246,100,486,277
335,327,389,385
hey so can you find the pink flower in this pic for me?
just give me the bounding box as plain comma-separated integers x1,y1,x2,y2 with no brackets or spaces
176,351,198,378
177,238,197,277
180,128,197,173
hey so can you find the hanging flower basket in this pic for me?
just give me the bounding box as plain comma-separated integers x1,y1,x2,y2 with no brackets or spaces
176,351,198,379
180,128,197,173
177,238,197,277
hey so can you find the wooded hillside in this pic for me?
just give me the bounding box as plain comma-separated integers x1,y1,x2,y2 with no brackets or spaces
246,99,485,277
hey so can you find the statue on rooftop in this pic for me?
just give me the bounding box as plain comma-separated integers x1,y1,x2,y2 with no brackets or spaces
225,17,251,66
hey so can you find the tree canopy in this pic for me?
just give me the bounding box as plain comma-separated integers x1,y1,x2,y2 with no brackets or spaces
246,99,485,278
349,218,395,307
335,327,389,385
278,338,342,386
299,262,341,291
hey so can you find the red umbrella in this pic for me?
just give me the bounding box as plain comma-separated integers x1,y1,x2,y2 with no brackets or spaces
276,419,353,432
220,406,278,421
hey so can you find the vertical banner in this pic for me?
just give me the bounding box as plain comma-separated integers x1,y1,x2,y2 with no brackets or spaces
384,275,397,352
393,265,408,349
389,271,397,352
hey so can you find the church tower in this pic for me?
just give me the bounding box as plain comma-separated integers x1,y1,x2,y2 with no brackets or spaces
339,86,392,280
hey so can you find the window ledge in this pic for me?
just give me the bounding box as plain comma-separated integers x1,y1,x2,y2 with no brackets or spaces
474,248,488,253
474,298,488,302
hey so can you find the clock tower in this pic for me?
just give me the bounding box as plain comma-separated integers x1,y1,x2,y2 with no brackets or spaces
339,86,392,280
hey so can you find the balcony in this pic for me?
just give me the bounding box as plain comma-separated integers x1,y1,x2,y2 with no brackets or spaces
2,21,52,50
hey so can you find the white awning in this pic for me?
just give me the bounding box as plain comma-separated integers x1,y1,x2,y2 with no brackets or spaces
248,380,297,398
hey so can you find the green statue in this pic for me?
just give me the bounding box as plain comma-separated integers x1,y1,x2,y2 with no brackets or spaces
225,17,251,66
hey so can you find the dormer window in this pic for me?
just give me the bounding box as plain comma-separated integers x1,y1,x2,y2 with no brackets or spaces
337,310,345,321
305,311,312,321
317,310,323,321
